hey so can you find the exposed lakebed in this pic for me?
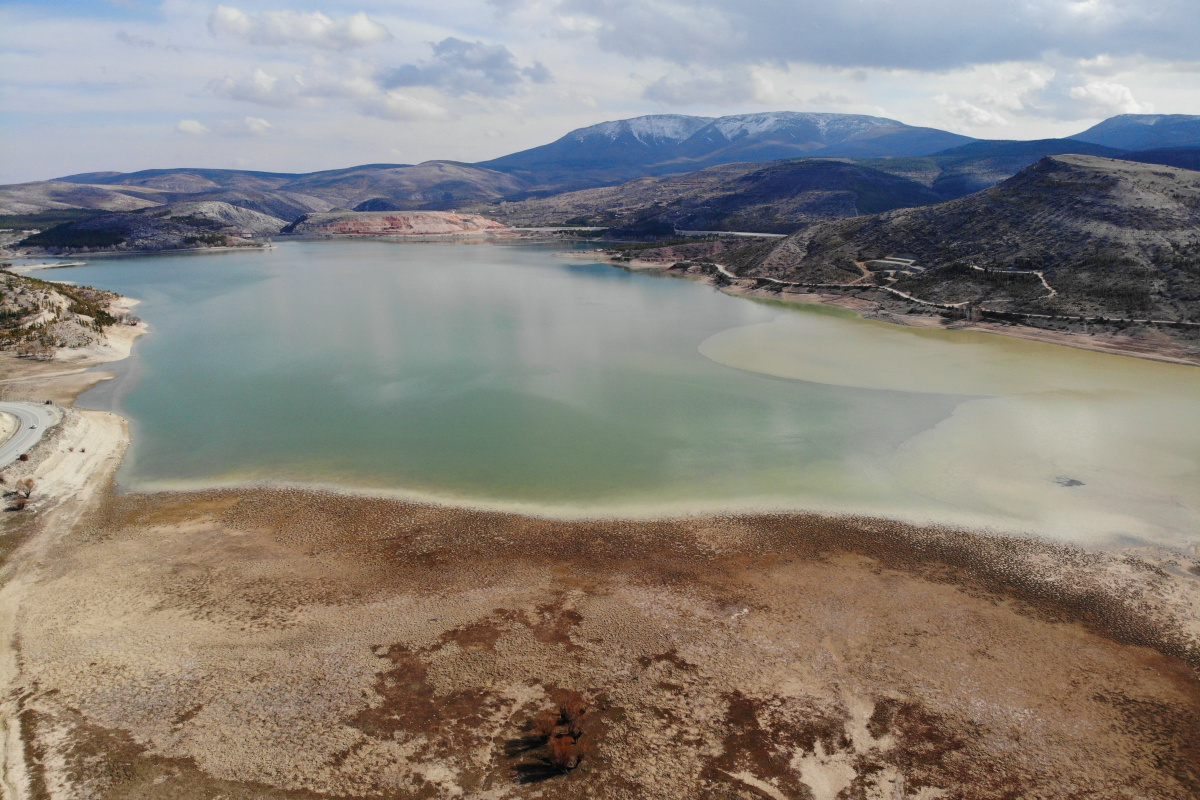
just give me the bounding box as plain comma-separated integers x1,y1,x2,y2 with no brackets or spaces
39,240,1199,546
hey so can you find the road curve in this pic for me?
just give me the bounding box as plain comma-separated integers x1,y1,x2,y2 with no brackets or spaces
0,402,59,470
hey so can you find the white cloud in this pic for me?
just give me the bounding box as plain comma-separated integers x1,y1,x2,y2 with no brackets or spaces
209,67,377,108
936,96,1009,127
208,5,391,51
210,68,302,107
1069,81,1154,114
643,69,758,106
176,119,209,135
5,0,1200,184
359,90,448,121
974,68,1053,112
560,0,1200,72
382,38,552,98
553,14,603,36
809,92,856,108
1077,54,1117,74
115,30,155,49
219,116,275,136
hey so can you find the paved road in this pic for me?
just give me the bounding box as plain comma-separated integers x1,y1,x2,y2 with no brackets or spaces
0,402,59,469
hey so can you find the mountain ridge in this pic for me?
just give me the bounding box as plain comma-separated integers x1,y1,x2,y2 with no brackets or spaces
479,111,976,191
1071,114,1200,151
469,159,944,234
5,112,1200,227
468,139,1200,235
732,155,1200,323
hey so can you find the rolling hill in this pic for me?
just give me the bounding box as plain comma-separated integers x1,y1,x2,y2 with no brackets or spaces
861,138,1129,200
57,167,297,193
472,159,943,234
472,138,1200,235
44,162,529,218
1070,114,1200,151
279,161,529,209
1116,147,1200,173
4,112,972,223
280,210,508,237
0,180,168,216
4,112,1200,238
738,155,1200,322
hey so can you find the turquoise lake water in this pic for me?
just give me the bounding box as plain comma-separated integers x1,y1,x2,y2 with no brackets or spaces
37,240,1200,545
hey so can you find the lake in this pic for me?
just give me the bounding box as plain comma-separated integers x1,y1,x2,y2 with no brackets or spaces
37,240,1200,547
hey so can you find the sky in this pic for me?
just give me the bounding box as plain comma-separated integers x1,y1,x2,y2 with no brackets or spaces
2,0,1199,183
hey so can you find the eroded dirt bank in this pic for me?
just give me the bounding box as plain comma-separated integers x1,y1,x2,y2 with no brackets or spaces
4,480,1199,799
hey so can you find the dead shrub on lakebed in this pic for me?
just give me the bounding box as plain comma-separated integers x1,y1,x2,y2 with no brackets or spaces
511,690,596,782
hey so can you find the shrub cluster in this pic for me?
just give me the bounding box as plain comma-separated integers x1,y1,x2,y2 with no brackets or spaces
526,690,594,773
20,225,126,249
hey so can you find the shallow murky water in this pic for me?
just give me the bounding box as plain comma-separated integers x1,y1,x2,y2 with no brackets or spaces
38,240,1198,546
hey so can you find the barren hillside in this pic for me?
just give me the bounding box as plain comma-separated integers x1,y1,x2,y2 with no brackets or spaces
282,210,508,237
741,155,1200,321
470,160,942,234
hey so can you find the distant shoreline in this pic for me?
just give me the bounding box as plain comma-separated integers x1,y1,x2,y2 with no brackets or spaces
575,250,1200,367
8,235,1197,366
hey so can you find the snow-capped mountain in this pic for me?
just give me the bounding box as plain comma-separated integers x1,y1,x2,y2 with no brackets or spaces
1070,114,1200,151
479,112,975,191
707,112,897,142
571,115,714,146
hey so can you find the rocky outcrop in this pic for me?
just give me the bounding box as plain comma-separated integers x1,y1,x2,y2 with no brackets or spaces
162,201,288,237
15,201,284,254
281,210,509,237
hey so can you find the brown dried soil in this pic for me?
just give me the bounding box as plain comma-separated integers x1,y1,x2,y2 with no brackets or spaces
7,487,1200,799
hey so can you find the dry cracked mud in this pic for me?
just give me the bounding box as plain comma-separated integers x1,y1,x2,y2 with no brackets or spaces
7,488,1200,799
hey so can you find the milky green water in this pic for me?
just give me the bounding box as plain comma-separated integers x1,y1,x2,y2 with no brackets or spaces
41,240,1199,547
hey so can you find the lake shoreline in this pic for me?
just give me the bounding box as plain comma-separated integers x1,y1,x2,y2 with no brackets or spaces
22,239,1196,366
3,476,1199,797
567,250,1200,367
8,242,1197,546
